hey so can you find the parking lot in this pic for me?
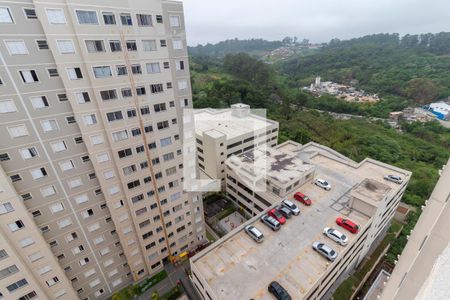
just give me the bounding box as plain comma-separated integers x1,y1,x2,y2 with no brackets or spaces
193,168,370,300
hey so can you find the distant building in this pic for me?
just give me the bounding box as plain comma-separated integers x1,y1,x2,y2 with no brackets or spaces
194,104,278,188
425,102,450,120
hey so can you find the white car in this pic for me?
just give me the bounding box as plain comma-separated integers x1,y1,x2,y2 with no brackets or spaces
312,241,338,262
315,178,331,190
323,227,348,246
384,174,403,184
281,199,300,216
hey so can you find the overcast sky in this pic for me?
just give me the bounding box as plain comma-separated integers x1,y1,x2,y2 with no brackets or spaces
183,0,450,46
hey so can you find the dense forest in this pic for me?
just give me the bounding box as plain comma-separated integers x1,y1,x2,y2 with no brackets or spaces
280,33,450,103
189,34,450,265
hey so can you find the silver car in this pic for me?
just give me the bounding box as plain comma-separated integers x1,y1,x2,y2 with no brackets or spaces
244,225,264,243
312,241,338,261
384,174,403,184
281,199,300,216
260,215,281,231
315,178,331,190
323,227,348,246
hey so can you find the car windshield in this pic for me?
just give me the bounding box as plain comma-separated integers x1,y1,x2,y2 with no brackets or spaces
274,210,283,218
329,250,336,256
284,201,294,208
323,181,329,185
303,195,309,200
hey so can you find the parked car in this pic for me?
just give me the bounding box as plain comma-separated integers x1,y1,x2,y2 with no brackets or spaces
276,205,293,219
312,241,338,262
268,281,292,300
268,208,286,224
315,178,331,190
261,215,281,231
323,227,348,246
294,192,312,206
384,174,403,184
281,199,300,216
244,225,264,243
336,217,359,234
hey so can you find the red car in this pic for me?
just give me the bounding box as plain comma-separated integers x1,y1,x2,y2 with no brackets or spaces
336,217,359,234
294,192,312,206
268,208,286,225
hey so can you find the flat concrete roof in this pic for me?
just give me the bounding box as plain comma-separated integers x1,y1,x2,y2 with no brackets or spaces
194,106,278,140
380,159,450,300
227,145,315,186
192,142,411,300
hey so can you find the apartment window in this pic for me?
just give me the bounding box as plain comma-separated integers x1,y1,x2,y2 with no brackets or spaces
74,136,83,144
178,79,188,90
19,70,39,83
106,111,123,122
10,174,21,182
137,14,152,26
126,40,137,51
4,40,28,55
76,10,98,24
6,278,28,292
157,121,169,130
83,114,97,125
67,67,83,80
146,62,160,74
131,128,141,136
154,103,166,112
100,89,117,101
41,185,56,197
93,66,112,78
0,202,14,214
109,40,122,52
30,167,47,180
131,64,142,74
128,180,140,190
120,13,132,25
102,12,116,24
18,291,37,300
31,210,41,217
136,86,146,95
151,84,163,94
48,68,59,77
0,99,17,113
121,88,132,98
156,15,163,23
163,62,170,69
123,165,136,175
8,221,24,232
176,60,185,71
59,160,75,172
144,125,153,132
169,15,180,27
57,39,75,54
136,145,144,153
0,153,9,161
140,161,148,169
160,40,167,47
116,65,128,76
140,106,150,115
36,40,49,50
166,166,176,176
46,276,59,287
68,178,82,188
46,8,65,24
142,39,156,51
118,148,132,158
41,119,58,132
0,7,13,23
50,202,64,213
86,40,105,53
8,124,28,138
58,93,68,101
160,137,172,147
19,237,34,248
75,92,90,104
30,96,49,109
163,152,174,161
148,142,156,149
173,39,183,50
112,130,128,142
127,109,137,118
51,141,66,153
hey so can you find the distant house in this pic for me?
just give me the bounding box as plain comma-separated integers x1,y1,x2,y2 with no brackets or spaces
424,102,450,120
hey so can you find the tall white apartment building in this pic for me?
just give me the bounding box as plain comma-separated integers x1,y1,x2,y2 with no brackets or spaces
194,103,278,187
0,1,205,299
190,140,411,300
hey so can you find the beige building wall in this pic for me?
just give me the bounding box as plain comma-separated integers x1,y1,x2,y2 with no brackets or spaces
0,0,205,299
